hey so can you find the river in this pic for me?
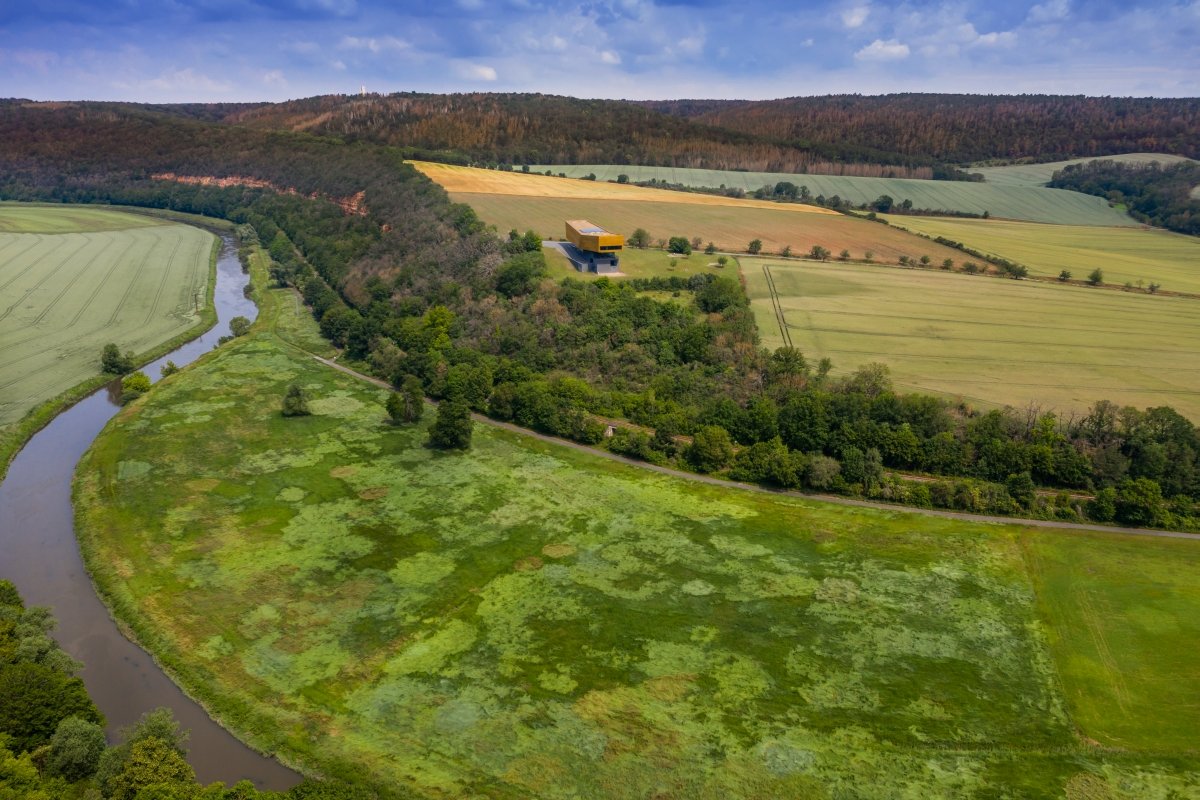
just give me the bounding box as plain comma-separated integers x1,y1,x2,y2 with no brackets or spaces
0,235,301,790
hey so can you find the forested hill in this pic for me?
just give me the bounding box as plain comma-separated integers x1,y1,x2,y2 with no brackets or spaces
642,94,1200,164
214,93,946,179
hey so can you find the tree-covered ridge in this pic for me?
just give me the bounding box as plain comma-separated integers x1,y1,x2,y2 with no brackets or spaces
643,94,1200,164
1048,159,1200,235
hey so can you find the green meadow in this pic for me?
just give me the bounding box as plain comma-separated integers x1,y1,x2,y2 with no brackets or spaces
73,260,1200,798
972,153,1194,188
881,215,1200,295
0,204,215,427
741,256,1200,418
528,165,1137,226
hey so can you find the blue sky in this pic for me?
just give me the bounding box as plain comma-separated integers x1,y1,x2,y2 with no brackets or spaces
2,0,1197,102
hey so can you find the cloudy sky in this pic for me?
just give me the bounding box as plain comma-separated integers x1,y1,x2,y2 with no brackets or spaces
2,0,1198,102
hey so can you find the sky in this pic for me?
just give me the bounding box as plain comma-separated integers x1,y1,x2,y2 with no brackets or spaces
1,0,1198,102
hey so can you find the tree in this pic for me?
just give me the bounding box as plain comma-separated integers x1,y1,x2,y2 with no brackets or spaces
1115,477,1166,527
428,400,473,449
1006,471,1036,509
0,662,103,753
704,241,716,255
160,361,180,378
729,438,803,487
686,425,734,473
390,374,425,423
120,371,152,404
101,343,134,375
696,277,746,313
103,738,195,800
871,195,894,212
1058,269,1072,282
1088,267,1104,286
809,245,830,261
942,258,954,269
805,455,841,490
495,250,546,297
747,238,763,254
617,174,629,183
863,250,874,263
919,255,931,266
667,236,692,255
47,716,106,781
228,316,252,337
690,236,703,250
780,245,792,258
1087,487,1117,522
628,228,651,248
281,383,311,417
839,249,851,261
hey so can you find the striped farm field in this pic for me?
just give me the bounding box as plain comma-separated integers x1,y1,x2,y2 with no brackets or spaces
742,256,1200,419
0,204,215,426
529,164,1138,226
882,215,1200,295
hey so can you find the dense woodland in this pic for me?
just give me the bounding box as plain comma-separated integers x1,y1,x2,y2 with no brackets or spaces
0,581,369,799
0,101,1197,530
1049,159,1200,235
644,94,1200,164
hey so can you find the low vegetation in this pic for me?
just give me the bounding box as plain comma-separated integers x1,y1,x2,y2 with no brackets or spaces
73,281,1200,797
742,256,1200,421
1049,158,1200,235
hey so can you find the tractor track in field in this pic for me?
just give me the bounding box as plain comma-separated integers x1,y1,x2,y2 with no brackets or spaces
303,353,1200,542
0,236,88,321
761,263,793,349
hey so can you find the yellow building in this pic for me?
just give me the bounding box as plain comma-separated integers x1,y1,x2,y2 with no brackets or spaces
563,220,622,273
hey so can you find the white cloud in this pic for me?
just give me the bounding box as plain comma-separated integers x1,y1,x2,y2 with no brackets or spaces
854,38,910,61
1028,0,1070,24
112,68,232,98
0,48,58,72
338,35,409,53
456,0,484,8
457,62,498,81
973,31,1017,47
841,5,870,29
600,50,621,65
262,69,287,87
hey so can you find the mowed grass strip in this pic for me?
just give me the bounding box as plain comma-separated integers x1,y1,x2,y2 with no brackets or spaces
742,257,1200,419
452,193,964,266
411,161,840,215
528,164,1137,226
1021,530,1200,753
74,278,1200,797
0,205,215,426
881,215,1200,295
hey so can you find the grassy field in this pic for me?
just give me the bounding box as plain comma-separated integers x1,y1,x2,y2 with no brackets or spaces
72,260,1200,798
742,256,1200,418
527,165,1137,227
972,153,1194,188
545,245,734,281
0,205,216,427
882,215,1200,295
453,193,964,266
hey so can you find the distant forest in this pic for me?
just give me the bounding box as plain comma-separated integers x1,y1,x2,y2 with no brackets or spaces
1049,159,1200,235
643,94,1200,164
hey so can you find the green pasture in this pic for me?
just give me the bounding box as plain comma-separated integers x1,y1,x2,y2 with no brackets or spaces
741,256,1200,419
972,153,1194,188
0,205,215,427
458,193,964,265
73,261,1200,797
880,215,1200,295
527,165,1137,227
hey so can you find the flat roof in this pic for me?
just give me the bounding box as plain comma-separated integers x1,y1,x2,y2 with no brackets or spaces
566,219,611,235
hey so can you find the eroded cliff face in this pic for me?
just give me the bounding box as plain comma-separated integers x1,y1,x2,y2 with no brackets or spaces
151,173,368,216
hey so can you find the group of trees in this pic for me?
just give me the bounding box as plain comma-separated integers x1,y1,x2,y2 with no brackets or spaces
0,580,369,799
1049,159,1200,236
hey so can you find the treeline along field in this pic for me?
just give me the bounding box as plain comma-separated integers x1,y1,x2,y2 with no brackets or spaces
529,164,1137,226
0,205,214,427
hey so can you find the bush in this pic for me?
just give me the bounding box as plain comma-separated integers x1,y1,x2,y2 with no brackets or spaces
228,315,252,337
1088,267,1104,286
667,236,692,255
428,400,473,450
281,383,311,417
747,238,763,254
100,343,134,375
804,455,841,490
1087,487,1117,522
686,426,734,473
159,361,180,377
120,371,152,404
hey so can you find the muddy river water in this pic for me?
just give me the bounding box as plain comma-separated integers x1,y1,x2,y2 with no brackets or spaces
0,236,301,789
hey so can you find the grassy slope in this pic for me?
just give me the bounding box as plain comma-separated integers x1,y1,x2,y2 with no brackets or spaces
741,256,1200,418
526,165,1136,227
880,216,1200,295
74,257,1200,798
973,153,1195,188
0,205,215,426
545,245,734,281
456,194,964,266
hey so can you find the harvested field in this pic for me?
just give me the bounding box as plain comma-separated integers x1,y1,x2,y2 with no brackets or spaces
528,164,1138,226
0,204,215,426
742,256,1200,419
